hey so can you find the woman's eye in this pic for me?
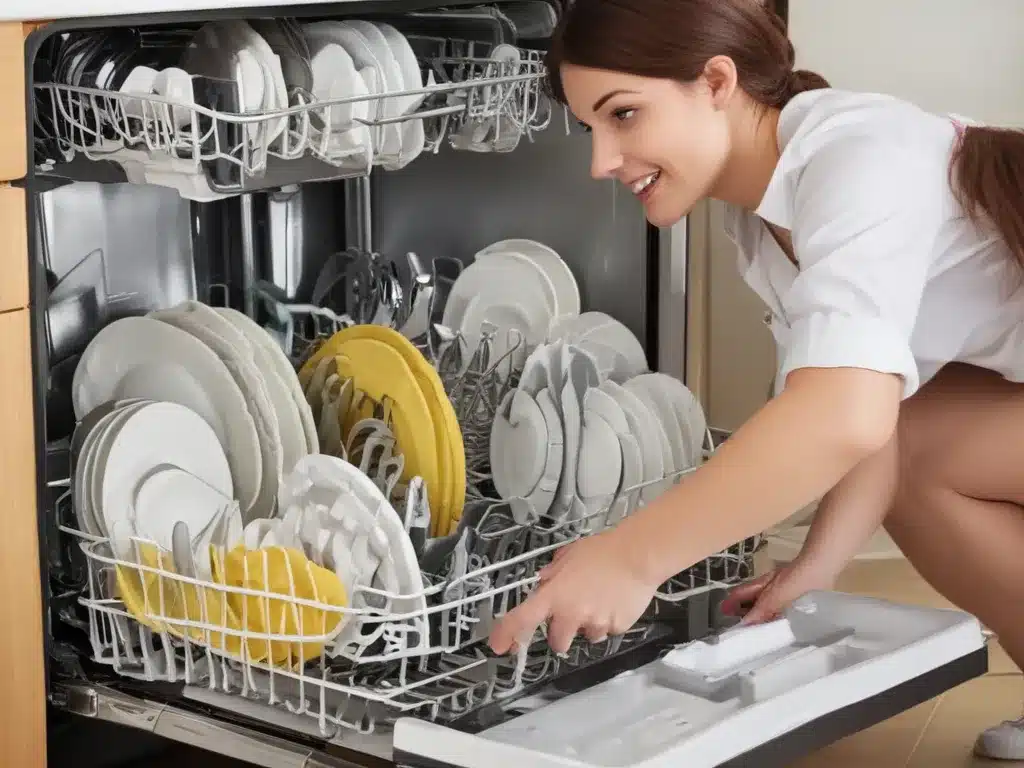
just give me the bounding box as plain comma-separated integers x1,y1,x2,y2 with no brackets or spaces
613,108,636,122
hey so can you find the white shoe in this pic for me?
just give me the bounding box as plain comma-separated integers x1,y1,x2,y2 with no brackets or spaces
976,717,1024,760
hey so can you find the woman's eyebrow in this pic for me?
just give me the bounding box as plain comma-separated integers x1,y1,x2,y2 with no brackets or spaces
592,89,640,112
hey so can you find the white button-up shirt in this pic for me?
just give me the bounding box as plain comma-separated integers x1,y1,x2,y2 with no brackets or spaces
726,88,1024,399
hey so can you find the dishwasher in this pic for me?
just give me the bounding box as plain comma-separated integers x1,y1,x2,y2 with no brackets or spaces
25,5,989,768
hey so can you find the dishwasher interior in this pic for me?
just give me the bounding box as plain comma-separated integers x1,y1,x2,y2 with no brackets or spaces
26,6,988,768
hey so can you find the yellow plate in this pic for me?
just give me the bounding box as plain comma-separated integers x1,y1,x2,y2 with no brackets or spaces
118,544,347,668
332,338,442,508
117,543,245,657
331,325,465,536
220,545,347,667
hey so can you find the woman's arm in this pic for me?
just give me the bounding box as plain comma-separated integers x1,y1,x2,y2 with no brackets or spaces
797,431,899,577
620,366,903,587
487,366,904,654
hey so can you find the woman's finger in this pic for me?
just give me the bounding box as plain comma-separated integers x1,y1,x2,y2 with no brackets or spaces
739,589,780,625
720,574,774,616
489,586,553,655
583,622,609,644
547,611,583,655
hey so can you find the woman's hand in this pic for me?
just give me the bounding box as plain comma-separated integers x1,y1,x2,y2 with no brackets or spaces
720,556,839,625
488,527,662,655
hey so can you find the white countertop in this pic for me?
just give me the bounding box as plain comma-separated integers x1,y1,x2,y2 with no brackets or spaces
3,0,363,23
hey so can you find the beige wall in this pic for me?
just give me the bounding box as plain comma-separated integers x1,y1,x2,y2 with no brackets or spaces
789,0,1024,127
703,201,776,433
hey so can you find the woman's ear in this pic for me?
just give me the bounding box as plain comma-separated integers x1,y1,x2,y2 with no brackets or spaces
703,55,740,110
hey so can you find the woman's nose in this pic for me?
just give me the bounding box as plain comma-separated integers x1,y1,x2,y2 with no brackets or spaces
590,134,622,180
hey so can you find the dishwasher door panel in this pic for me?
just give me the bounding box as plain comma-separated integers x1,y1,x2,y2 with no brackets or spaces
392,592,987,768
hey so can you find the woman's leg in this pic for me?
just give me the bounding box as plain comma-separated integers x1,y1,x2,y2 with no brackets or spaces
884,363,1024,759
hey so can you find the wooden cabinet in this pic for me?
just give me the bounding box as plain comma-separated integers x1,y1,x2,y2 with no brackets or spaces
0,309,45,768
0,23,27,181
0,185,29,312
0,21,46,768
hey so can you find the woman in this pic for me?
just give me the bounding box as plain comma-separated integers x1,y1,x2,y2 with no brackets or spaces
487,0,1024,758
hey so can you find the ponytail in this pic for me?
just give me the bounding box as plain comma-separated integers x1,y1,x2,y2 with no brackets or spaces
950,126,1024,266
778,69,830,107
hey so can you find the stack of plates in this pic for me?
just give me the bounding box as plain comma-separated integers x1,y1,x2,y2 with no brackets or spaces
443,239,581,373
239,454,427,656
71,398,236,570
303,20,428,171
72,302,319,523
299,325,465,537
490,317,705,530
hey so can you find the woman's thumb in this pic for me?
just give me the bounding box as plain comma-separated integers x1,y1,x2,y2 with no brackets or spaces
739,589,778,625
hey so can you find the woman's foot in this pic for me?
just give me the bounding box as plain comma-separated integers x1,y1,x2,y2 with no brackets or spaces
976,716,1024,760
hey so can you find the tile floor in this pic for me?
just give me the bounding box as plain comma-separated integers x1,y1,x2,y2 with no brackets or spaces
790,557,1022,767
150,558,1022,767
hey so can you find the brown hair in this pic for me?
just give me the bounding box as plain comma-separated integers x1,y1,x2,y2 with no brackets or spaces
545,0,829,109
951,127,1024,266
550,0,1024,266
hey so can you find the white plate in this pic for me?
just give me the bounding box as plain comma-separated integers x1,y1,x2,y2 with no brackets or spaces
280,455,428,654
582,387,636,527
475,249,558,317
75,402,149,536
132,465,233,579
305,21,402,159
305,40,374,165
631,373,706,470
576,391,622,528
443,254,556,370
520,387,564,521
221,21,289,144
491,388,548,501
375,22,426,165
599,380,669,505
72,316,263,516
214,307,318,466
479,238,580,318
346,20,411,169
87,401,156,538
102,401,233,562
458,294,549,374
622,376,679,482
149,303,281,522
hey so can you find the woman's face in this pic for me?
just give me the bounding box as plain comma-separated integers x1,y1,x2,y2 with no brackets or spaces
560,62,734,227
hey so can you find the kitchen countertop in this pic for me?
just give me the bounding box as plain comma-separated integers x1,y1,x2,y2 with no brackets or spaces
2,0,365,23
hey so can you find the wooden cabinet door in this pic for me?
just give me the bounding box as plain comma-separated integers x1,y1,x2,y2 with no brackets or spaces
0,23,27,181
0,309,46,768
0,185,29,312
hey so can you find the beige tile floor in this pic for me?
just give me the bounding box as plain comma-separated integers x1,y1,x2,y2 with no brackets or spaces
152,559,1021,767
790,558,1023,768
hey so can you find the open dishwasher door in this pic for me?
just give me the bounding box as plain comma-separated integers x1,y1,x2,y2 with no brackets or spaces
393,591,987,768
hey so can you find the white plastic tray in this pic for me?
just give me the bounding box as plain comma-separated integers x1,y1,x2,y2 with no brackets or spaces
393,591,987,768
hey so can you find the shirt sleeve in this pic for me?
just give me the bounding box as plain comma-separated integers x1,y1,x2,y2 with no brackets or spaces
777,136,946,399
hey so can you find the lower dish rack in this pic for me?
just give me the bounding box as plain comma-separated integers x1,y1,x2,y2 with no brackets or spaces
47,435,762,766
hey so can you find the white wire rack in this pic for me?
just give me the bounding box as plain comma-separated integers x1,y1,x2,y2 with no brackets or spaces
34,45,551,196
55,423,761,736
52,283,761,734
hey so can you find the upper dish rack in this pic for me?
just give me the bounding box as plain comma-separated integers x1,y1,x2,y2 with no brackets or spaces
33,20,555,200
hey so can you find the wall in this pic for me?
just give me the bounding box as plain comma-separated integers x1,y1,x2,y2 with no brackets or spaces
789,0,1024,127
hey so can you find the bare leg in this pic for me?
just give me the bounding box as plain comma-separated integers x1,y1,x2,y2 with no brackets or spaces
884,363,1024,758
